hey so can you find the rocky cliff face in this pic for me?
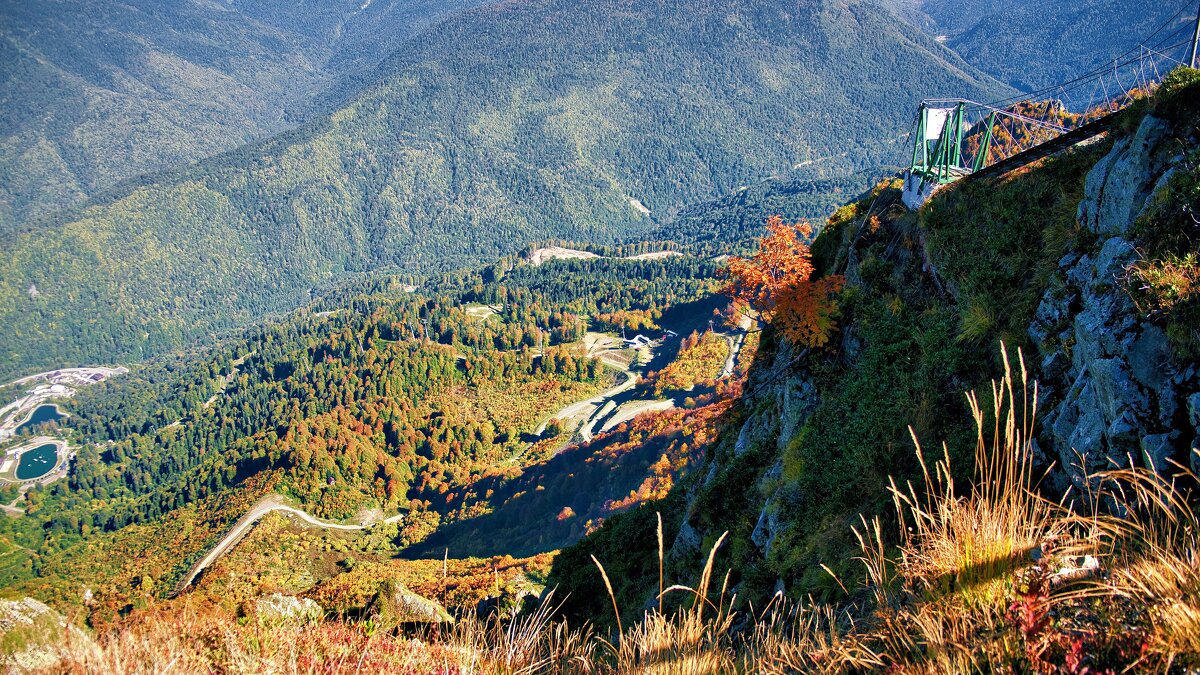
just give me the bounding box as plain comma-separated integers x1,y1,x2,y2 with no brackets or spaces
551,76,1200,618
0,597,90,670
670,336,817,570
664,96,1200,603
1031,113,1200,488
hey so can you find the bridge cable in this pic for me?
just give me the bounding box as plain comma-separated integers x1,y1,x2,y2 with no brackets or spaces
982,3,1196,111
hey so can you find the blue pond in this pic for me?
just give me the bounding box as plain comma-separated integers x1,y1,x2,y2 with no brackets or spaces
15,443,58,480
15,404,65,434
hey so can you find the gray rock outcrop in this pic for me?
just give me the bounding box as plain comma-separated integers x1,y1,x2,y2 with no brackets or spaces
1078,115,1173,236
255,593,323,625
1031,115,1198,492
0,597,91,671
371,579,453,626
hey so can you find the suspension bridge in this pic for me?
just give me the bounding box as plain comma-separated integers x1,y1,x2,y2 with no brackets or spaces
901,1,1200,209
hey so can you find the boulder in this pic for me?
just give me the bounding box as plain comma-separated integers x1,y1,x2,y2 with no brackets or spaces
671,518,702,559
1094,237,1139,288
733,417,755,457
750,503,780,557
1128,325,1173,391
1104,409,1141,459
1136,166,1178,223
0,597,90,671
1040,351,1070,383
1140,433,1176,472
1079,115,1172,235
255,593,323,625
778,375,819,452
1063,407,1107,474
1102,359,1146,417
371,579,453,627
1030,291,1071,351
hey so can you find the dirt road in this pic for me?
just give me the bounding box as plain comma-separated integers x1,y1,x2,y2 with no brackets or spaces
534,366,636,438
177,495,403,592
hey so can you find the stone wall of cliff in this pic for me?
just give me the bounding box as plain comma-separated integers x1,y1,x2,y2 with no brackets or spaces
1032,111,1199,493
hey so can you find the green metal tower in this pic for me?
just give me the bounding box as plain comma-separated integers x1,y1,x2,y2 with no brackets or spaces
902,100,995,209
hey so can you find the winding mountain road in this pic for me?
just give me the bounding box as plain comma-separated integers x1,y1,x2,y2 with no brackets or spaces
179,327,743,593
720,331,746,378
177,495,403,592
533,363,636,438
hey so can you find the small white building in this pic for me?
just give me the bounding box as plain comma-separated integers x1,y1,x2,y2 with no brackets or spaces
624,335,651,348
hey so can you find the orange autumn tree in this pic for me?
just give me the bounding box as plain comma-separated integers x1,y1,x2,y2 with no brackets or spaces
722,216,845,348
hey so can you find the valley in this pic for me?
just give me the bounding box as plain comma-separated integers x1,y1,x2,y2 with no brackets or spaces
0,251,743,617
2,0,1199,671
173,283,748,594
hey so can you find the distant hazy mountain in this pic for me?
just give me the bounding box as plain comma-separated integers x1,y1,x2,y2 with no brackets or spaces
916,0,1190,93
0,0,1006,378
0,0,486,229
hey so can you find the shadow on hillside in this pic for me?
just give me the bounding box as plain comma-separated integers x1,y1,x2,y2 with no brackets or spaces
399,295,731,560
398,430,662,559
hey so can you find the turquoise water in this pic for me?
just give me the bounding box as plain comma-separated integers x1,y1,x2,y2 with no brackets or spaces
15,443,58,480
15,404,64,434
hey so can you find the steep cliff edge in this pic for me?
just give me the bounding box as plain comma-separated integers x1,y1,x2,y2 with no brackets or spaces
1033,103,1200,488
550,69,1200,620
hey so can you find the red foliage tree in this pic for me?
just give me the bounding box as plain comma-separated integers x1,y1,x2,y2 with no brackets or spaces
722,216,845,348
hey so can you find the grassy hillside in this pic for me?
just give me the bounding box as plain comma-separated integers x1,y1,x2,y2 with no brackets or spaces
0,0,1005,380
0,0,485,229
547,71,1200,665
553,140,1115,621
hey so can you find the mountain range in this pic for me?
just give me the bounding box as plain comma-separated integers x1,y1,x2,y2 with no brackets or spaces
2,0,1199,670
0,0,487,229
0,0,1005,380
918,0,1189,92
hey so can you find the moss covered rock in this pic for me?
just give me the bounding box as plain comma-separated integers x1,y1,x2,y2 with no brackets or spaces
371,579,453,628
0,597,89,671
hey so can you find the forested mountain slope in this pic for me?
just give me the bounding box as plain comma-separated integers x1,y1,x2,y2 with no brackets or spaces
918,0,1189,92
0,0,1005,380
652,170,878,256
0,253,724,618
0,0,485,229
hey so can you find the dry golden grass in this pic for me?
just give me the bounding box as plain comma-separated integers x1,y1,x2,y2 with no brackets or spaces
56,593,599,675
889,344,1059,607
1092,459,1200,667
